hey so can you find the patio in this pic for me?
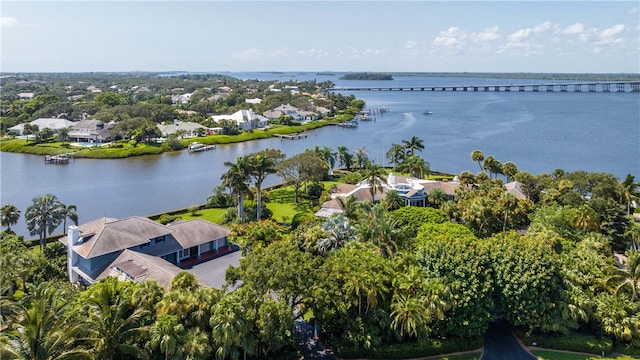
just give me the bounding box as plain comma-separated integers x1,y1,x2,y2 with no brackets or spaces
179,244,239,269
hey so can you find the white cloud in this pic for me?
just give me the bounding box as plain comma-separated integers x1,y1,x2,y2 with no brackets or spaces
561,23,585,35
474,26,501,41
600,24,625,39
433,27,465,47
628,7,639,15
0,16,19,27
404,40,418,50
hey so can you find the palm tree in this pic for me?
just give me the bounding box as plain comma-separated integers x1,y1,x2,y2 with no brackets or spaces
337,146,352,171
81,278,150,360
355,147,369,170
317,214,356,254
60,203,78,233
0,204,20,232
25,194,64,251
2,283,89,360
335,196,361,221
605,249,640,301
428,188,449,209
247,150,282,221
386,143,405,171
182,328,213,360
382,189,405,211
501,161,519,182
401,136,425,156
572,205,599,233
222,157,251,223
150,314,185,360
398,154,430,179
483,155,502,179
356,204,401,257
362,161,387,202
471,150,484,172
621,174,640,215
309,145,336,176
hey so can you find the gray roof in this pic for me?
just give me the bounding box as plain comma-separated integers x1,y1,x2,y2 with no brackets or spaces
96,249,184,290
168,219,230,249
73,216,173,259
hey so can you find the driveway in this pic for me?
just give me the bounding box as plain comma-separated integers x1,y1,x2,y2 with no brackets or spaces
189,251,241,289
481,321,537,360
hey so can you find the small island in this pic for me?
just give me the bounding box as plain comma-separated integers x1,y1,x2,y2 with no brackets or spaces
339,72,394,80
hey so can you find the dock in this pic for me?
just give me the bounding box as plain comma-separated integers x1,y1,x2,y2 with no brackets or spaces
276,133,308,140
336,120,359,128
45,153,74,164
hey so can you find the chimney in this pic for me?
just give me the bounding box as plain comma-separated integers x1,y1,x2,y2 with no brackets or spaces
67,225,79,283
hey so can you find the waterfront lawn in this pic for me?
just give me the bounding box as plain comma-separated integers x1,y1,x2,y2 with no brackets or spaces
176,207,227,224
0,138,75,155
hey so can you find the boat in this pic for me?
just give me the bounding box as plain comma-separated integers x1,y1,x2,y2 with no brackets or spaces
188,142,216,153
423,110,433,115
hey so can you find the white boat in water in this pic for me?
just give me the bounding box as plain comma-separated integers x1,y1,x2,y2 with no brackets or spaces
423,110,433,115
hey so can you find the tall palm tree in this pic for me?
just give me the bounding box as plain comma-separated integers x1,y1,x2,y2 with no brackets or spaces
337,146,352,171
621,174,640,215
247,150,283,221
356,204,401,257
386,143,406,171
501,161,519,183
150,314,185,360
401,136,425,156
355,147,369,170
0,203,20,232
361,161,387,203
398,154,430,179
60,203,78,233
222,157,251,223
471,150,484,172
25,194,64,251
335,196,361,221
309,145,336,176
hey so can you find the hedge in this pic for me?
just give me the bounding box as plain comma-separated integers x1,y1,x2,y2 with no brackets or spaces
519,332,612,354
333,337,483,359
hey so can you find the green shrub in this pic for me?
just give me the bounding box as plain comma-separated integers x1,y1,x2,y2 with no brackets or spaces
334,337,483,359
519,332,612,354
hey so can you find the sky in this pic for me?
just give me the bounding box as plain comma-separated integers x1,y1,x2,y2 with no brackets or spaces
1,1,639,73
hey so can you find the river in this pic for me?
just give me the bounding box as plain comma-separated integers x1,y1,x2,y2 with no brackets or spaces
1,73,638,237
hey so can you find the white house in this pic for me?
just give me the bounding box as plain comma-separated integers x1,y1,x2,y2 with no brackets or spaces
211,109,270,131
157,121,208,138
8,118,75,136
68,119,113,143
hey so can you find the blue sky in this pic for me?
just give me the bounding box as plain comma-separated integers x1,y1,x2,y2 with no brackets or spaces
1,1,638,73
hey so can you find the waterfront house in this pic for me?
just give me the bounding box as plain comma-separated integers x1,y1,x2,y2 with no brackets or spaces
273,103,302,120
157,121,208,138
62,216,234,288
68,119,113,143
211,108,270,131
8,118,75,136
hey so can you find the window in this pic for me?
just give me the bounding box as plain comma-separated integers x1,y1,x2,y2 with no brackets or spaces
179,248,191,259
154,237,165,244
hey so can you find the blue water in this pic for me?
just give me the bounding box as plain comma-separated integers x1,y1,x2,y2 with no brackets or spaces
1,73,638,238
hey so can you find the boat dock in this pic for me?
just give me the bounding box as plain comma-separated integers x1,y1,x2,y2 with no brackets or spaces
45,153,74,164
336,120,359,128
276,133,308,140
188,143,216,153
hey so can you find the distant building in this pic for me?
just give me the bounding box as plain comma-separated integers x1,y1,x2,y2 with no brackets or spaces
212,109,270,131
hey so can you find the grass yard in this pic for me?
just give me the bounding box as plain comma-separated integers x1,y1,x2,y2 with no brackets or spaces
176,208,227,224
531,350,637,360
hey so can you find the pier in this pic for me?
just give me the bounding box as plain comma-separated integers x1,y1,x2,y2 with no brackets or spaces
44,153,74,164
324,81,640,93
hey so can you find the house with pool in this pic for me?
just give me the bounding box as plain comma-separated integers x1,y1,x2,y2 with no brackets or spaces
61,216,236,289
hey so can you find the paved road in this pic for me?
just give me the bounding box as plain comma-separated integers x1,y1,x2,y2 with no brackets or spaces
481,321,537,360
296,320,338,360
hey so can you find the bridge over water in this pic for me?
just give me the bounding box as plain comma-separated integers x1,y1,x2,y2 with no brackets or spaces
325,81,640,93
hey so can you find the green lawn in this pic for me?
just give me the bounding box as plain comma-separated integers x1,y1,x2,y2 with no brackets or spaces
531,350,636,360
176,208,227,224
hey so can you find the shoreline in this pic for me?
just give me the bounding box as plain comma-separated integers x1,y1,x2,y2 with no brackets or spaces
0,119,338,159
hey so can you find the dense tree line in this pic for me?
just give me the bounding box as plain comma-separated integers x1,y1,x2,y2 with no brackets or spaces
1,145,639,358
0,73,338,138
